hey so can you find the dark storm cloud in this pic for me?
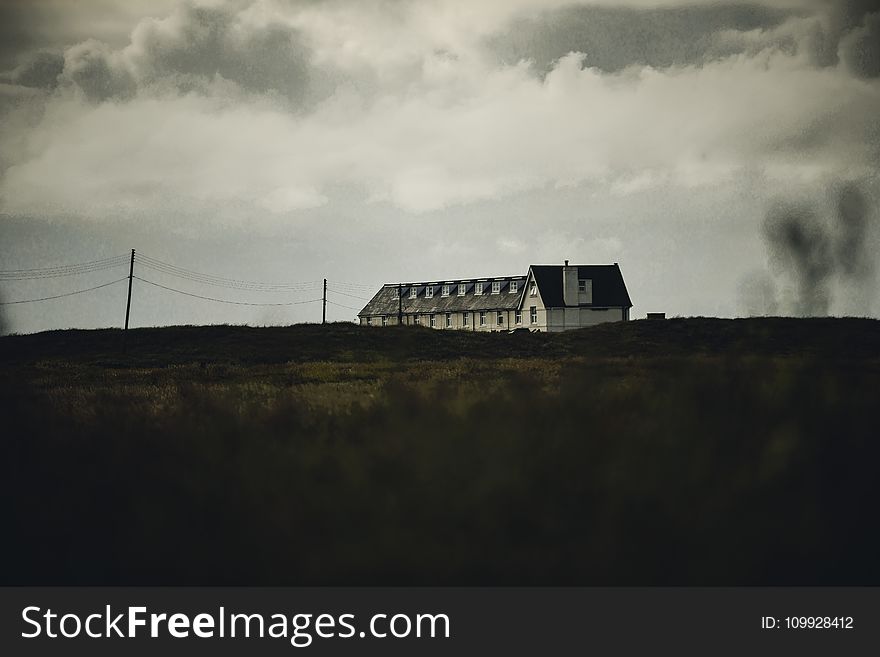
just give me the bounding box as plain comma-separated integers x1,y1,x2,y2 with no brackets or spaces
794,0,880,69
0,50,63,88
55,1,310,102
0,0,179,71
487,3,795,73
487,1,880,77
62,40,135,101
838,12,880,78
124,2,310,99
0,1,41,71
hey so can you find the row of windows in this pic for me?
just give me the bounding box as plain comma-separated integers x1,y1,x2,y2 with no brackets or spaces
366,307,540,327
397,279,590,301
404,281,529,300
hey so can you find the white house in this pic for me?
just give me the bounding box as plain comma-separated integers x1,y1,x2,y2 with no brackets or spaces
357,262,632,332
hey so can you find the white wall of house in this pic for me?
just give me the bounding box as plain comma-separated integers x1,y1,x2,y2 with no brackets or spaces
544,307,625,332
360,308,519,331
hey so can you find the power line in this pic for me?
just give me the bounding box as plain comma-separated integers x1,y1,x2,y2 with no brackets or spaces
136,254,320,289
133,275,323,306
326,287,372,301
0,256,130,280
136,259,320,292
326,299,363,312
332,281,379,291
0,254,128,274
135,253,322,291
0,277,129,305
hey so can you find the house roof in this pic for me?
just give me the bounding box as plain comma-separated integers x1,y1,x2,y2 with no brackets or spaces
358,278,526,316
357,264,632,316
530,264,632,308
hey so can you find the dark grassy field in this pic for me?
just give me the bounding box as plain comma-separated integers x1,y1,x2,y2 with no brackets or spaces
2,317,879,585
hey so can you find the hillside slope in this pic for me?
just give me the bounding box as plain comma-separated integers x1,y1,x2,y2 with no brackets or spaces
2,316,878,365
1,317,878,585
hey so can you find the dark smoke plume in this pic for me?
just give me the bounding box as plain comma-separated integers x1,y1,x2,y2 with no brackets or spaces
763,202,834,316
761,182,876,317
835,182,871,277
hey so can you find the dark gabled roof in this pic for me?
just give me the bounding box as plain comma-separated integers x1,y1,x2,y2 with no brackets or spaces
530,264,632,308
359,277,527,316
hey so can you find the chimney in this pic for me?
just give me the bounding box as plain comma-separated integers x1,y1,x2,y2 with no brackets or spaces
562,260,578,306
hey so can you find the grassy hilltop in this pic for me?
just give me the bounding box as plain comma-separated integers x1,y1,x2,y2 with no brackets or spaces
2,317,879,585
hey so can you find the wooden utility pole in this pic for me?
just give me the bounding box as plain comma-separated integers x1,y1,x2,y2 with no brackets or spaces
322,278,327,324
123,248,135,352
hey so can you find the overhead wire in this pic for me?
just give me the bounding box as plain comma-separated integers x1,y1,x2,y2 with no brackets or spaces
331,281,379,291
0,277,129,305
326,287,372,301
0,255,130,280
136,255,320,290
325,299,363,312
135,253,321,292
1,253,378,316
133,275,323,306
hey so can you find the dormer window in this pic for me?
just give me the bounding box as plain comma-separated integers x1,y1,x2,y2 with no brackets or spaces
426,285,433,298
409,287,417,299
578,280,587,293
510,281,518,294
442,284,450,297
491,281,501,294
458,284,466,296
475,282,483,296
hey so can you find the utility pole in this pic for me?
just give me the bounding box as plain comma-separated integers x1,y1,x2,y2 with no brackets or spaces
322,278,327,324
123,248,135,353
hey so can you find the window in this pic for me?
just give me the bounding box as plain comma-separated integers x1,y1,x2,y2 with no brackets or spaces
491,281,501,294
497,311,504,325
515,310,522,324
382,315,388,327
458,284,466,296
530,284,537,297
578,280,587,293
414,315,421,325
426,285,433,298
462,312,469,326
445,313,452,328
366,316,372,326
430,314,436,328
410,287,417,299
479,311,486,326
510,281,518,294
442,284,450,297
475,282,483,295
530,306,538,324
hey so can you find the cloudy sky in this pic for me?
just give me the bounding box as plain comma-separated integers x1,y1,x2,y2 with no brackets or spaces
0,0,878,333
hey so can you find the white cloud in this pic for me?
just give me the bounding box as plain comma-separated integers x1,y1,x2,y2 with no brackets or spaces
0,0,878,223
